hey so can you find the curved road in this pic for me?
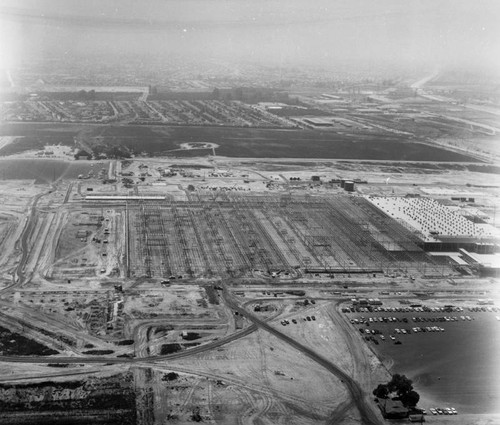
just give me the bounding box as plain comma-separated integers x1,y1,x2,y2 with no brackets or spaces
0,322,258,365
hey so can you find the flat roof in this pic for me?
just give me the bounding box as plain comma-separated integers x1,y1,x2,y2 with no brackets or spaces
366,196,500,242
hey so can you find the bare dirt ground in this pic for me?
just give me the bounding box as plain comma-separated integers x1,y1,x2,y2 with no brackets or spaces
0,154,498,424
165,328,356,424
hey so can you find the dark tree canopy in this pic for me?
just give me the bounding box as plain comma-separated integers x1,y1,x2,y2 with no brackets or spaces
374,374,420,408
74,149,91,159
388,374,414,397
402,390,420,407
373,384,389,399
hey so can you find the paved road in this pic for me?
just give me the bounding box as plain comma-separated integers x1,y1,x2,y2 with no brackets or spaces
222,285,383,425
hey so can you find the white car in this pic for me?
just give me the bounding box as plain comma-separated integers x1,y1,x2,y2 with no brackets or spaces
429,408,437,415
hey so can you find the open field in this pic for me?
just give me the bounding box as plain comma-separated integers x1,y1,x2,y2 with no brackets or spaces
0,158,100,182
0,122,482,161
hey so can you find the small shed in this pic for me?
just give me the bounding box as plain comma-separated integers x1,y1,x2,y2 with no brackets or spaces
344,181,355,192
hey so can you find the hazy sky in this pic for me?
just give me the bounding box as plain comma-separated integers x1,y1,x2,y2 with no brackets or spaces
0,0,499,72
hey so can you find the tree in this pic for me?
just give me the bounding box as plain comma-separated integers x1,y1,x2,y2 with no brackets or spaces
372,384,389,399
401,390,420,407
388,374,413,397
162,372,179,381
375,374,420,408
74,149,91,160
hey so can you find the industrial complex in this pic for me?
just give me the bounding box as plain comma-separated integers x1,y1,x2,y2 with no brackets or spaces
0,48,499,424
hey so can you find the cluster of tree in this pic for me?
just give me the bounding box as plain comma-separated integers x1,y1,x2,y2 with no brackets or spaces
76,89,97,101
162,372,179,381
74,149,91,159
373,374,420,407
92,144,132,159
121,177,134,187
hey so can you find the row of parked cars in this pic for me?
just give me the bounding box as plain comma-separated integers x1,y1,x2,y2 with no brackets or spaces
429,407,457,415
281,315,316,326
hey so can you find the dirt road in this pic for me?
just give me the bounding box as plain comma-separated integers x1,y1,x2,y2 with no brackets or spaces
222,285,384,425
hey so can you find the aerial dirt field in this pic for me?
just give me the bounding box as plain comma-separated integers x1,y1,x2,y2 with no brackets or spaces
0,153,498,424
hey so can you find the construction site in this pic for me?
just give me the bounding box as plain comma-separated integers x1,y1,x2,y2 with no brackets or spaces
0,70,499,424
0,152,498,424
16,188,458,285
2,0,500,421
124,194,451,280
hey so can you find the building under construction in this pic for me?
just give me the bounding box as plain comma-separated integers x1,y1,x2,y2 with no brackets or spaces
119,193,455,279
